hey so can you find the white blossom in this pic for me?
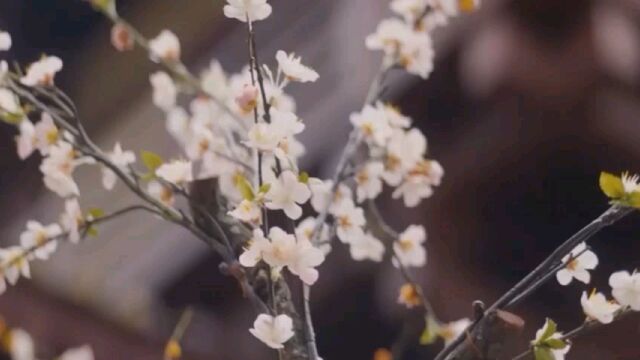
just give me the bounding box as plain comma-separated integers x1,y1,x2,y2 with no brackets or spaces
556,242,598,286
60,198,84,243
621,172,640,194
223,0,272,23
0,88,22,115
19,220,61,260
349,232,385,262
34,112,59,155
156,160,193,185
390,0,429,24
102,142,136,190
609,270,640,311
265,171,310,220
246,122,282,152
201,60,229,101
393,224,427,267
392,159,443,207
0,246,30,286
15,119,37,160
276,50,319,83
20,56,63,87
382,102,412,128
59,345,95,360
332,199,366,243
295,217,331,255
40,141,87,197
350,104,393,147
249,313,294,349
308,178,332,213
7,328,35,360
439,318,472,345
355,161,385,202
240,227,325,285
235,83,259,113
0,31,11,51
228,199,262,225
149,30,180,62
150,71,177,111
580,291,620,324
147,180,175,206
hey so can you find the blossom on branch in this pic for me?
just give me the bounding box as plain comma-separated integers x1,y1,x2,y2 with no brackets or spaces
609,270,640,311
149,30,180,62
156,160,193,186
249,313,294,349
60,198,85,243
223,0,272,23
20,56,63,87
349,232,385,262
393,224,427,267
102,142,136,190
355,161,385,202
350,104,393,147
0,246,31,287
332,199,366,243
19,220,61,260
275,50,319,83
599,171,640,208
580,290,620,324
40,141,93,197
556,242,598,286
264,170,310,220
150,71,177,112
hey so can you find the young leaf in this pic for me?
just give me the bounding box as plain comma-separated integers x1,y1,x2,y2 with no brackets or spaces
86,226,99,238
534,347,554,360
234,174,255,201
298,171,310,184
419,316,440,345
536,318,557,344
628,192,640,209
599,172,624,199
141,150,163,173
87,207,105,219
259,183,271,194
544,338,567,350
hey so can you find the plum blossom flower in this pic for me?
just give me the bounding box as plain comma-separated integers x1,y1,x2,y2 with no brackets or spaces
34,112,59,155
150,71,177,111
235,84,259,113
382,103,411,128
350,104,393,147
60,198,85,243
331,199,366,243
366,18,415,56
246,122,282,152
0,88,22,117
223,0,272,23
249,313,294,349
20,56,63,87
148,181,175,206
295,217,331,254
264,171,311,220
0,31,11,51
19,220,62,260
355,161,385,202
609,270,640,311
7,328,35,360
580,290,620,324
276,50,319,83
239,227,325,285
228,199,262,225
102,142,136,190
385,128,427,179
149,30,180,62
393,225,427,267
390,0,429,24
0,246,31,286
156,160,193,185
15,119,37,160
556,242,598,286
40,141,93,197
308,178,332,213
392,159,443,207
349,232,385,262
59,345,95,360
439,318,472,345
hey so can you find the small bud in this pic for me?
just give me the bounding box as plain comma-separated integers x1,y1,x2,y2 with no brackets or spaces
234,84,259,113
458,0,480,13
111,23,134,52
373,348,392,360
397,283,421,308
164,339,182,360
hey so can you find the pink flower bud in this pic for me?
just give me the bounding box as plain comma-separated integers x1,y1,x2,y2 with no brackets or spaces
111,23,134,52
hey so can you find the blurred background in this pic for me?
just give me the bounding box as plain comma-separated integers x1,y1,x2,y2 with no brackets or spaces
1,0,640,359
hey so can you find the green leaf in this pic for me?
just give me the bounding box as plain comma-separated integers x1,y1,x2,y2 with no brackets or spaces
234,174,255,201
298,171,310,184
419,316,440,345
544,338,567,350
86,226,99,238
533,347,554,360
536,318,557,344
259,183,271,194
141,151,163,173
599,172,624,199
87,207,105,219
0,111,24,125
628,192,640,209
